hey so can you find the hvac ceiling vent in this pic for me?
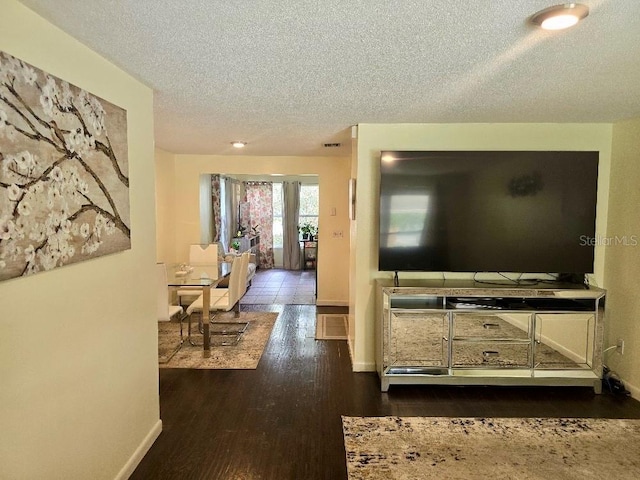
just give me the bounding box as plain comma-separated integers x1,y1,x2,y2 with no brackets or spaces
323,142,342,148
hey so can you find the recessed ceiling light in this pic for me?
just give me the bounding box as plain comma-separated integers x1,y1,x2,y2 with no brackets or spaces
231,141,246,148
530,3,589,30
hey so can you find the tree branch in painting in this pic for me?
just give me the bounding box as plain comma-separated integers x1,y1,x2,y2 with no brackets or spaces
0,52,130,281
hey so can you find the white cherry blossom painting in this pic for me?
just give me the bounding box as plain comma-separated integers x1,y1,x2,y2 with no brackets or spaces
0,51,130,282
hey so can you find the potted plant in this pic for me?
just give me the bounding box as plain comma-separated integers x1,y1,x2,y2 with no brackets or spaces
299,222,317,241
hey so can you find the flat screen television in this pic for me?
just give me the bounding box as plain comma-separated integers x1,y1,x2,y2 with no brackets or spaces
378,151,599,274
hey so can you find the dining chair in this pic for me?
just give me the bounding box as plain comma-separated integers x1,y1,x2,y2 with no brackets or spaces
176,243,221,306
186,253,250,346
206,251,250,306
188,243,220,263
157,263,184,362
236,251,251,298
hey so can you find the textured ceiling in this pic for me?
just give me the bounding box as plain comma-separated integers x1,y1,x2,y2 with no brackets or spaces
18,0,640,157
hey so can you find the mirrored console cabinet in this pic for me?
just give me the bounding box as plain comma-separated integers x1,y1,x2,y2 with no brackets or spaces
376,280,605,393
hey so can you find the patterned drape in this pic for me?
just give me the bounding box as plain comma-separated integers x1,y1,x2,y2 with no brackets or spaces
245,182,274,269
211,174,221,242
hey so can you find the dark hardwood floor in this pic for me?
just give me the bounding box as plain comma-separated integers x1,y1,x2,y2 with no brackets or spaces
132,304,640,479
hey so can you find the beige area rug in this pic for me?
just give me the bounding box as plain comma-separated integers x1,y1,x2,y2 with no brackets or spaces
343,416,640,480
158,311,277,369
316,313,348,340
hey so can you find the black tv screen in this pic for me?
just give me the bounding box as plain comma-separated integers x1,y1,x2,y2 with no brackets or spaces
378,151,599,274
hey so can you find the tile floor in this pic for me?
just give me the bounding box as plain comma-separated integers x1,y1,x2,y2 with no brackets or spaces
241,268,316,305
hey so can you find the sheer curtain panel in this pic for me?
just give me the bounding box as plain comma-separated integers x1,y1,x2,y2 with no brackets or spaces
283,181,302,270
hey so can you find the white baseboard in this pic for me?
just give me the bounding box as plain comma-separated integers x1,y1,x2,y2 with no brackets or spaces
352,361,376,372
623,377,640,401
346,337,375,372
347,337,355,366
114,419,162,480
316,299,349,307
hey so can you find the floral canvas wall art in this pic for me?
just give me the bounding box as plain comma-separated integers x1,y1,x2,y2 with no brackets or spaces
0,51,130,282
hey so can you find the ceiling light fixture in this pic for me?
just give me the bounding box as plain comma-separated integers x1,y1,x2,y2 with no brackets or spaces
231,141,246,148
530,3,589,30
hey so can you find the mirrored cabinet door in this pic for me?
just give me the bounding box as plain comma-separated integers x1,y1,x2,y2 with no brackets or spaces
534,313,595,369
388,311,449,368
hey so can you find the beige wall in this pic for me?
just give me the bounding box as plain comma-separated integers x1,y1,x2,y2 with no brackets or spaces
156,148,177,264
0,1,159,479
348,128,358,356
156,153,351,305
603,117,640,398
352,123,613,371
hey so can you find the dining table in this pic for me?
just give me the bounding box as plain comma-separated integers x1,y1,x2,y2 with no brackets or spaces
166,262,232,357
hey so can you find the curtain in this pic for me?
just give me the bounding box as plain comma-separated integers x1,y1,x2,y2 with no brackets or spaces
245,182,274,269
211,174,221,242
229,179,241,240
219,176,238,253
283,181,302,270
239,201,250,233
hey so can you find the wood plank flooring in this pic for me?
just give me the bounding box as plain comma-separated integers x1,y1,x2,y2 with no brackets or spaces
132,304,640,479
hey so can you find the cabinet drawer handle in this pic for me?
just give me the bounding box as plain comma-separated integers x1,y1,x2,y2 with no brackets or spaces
482,350,500,358
483,323,500,329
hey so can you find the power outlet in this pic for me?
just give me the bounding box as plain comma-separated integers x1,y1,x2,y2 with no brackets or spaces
616,338,625,355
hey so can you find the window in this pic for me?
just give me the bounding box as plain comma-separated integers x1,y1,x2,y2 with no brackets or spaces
272,182,283,248
299,184,319,233
272,182,318,247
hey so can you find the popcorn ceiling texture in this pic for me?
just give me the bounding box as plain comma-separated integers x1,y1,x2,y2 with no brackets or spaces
20,0,640,156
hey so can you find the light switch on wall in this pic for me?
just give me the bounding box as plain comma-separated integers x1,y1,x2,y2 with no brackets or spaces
330,207,336,216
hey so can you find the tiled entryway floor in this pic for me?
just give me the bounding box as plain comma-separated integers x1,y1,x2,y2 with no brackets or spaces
241,268,316,305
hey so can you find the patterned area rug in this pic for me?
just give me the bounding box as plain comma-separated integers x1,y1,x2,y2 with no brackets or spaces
316,313,348,340
158,311,277,369
343,416,640,479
